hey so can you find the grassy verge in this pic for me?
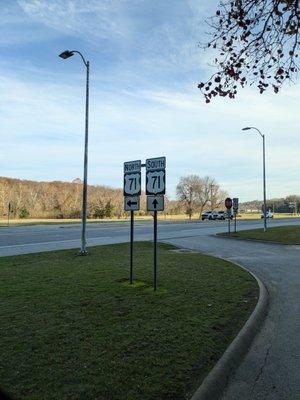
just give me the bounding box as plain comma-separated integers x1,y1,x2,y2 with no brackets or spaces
220,225,300,244
236,213,299,220
0,243,258,400
0,215,197,227
1,213,299,227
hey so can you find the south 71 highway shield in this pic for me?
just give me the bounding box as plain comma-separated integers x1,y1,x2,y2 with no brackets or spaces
146,170,165,195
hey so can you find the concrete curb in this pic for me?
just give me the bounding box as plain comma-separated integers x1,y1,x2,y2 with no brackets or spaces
190,260,269,400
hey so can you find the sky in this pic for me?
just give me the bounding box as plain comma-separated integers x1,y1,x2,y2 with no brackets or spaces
0,0,299,202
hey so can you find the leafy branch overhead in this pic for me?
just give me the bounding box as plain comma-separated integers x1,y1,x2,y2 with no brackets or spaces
198,0,299,102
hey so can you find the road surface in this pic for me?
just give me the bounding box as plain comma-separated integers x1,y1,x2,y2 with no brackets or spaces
0,217,299,256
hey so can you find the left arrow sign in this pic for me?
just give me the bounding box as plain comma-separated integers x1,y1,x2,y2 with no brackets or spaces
124,196,140,211
127,200,137,207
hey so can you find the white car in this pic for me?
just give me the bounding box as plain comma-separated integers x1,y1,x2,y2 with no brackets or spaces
216,211,226,220
261,210,274,219
201,211,229,221
201,211,213,220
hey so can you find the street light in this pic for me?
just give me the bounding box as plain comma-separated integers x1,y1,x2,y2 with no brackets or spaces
59,49,90,255
242,126,267,232
210,183,216,211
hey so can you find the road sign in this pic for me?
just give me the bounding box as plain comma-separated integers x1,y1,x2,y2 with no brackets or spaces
233,198,239,211
124,160,141,174
124,196,140,211
225,197,232,209
146,157,166,195
123,160,141,196
147,195,164,211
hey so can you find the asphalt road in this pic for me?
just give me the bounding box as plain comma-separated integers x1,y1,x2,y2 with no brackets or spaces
0,218,299,399
0,217,300,256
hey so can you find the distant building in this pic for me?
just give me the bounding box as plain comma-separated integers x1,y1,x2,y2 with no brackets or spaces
72,178,82,184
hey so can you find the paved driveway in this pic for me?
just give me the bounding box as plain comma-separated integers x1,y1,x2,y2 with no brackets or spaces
163,235,300,400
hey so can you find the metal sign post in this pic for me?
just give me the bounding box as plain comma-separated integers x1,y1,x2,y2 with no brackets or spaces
7,202,11,227
123,160,141,285
146,157,166,291
225,197,233,235
234,212,237,233
233,198,239,233
123,157,166,291
130,210,134,284
153,210,158,291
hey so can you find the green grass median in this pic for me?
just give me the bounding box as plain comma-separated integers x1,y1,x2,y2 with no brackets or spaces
222,225,300,244
0,242,258,400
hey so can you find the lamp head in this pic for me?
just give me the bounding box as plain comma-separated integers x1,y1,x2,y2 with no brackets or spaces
59,50,74,59
242,127,251,131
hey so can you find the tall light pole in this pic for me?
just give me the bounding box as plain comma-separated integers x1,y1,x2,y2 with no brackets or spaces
210,183,216,211
242,126,267,232
59,50,90,255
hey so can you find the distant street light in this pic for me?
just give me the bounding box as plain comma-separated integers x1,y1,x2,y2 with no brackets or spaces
242,126,267,232
210,183,216,211
59,50,90,255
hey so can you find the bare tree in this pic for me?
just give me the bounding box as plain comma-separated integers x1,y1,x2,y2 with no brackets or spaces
176,175,225,219
198,0,299,102
196,176,213,216
176,175,203,219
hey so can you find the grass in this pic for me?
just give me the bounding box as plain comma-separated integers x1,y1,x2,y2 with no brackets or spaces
221,225,300,244
0,213,298,227
0,215,197,227
0,242,258,400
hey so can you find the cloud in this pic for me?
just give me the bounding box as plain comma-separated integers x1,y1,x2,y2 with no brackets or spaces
1,61,299,200
17,0,130,39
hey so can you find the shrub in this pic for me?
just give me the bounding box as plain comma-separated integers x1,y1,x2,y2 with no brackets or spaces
19,207,29,219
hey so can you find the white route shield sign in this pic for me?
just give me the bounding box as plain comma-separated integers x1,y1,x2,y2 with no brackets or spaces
146,170,165,195
123,172,141,196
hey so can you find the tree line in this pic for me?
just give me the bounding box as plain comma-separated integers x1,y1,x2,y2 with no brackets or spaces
0,175,229,220
240,196,300,214
0,177,124,219
1,175,297,220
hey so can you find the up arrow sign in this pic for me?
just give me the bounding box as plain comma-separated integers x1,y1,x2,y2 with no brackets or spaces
147,195,164,211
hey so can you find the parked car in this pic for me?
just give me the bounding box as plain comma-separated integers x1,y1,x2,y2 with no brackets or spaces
216,211,226,220
211,212,220,220
261,210,274,219
219,210,233,220
202,211,232,220
201,211,213,220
